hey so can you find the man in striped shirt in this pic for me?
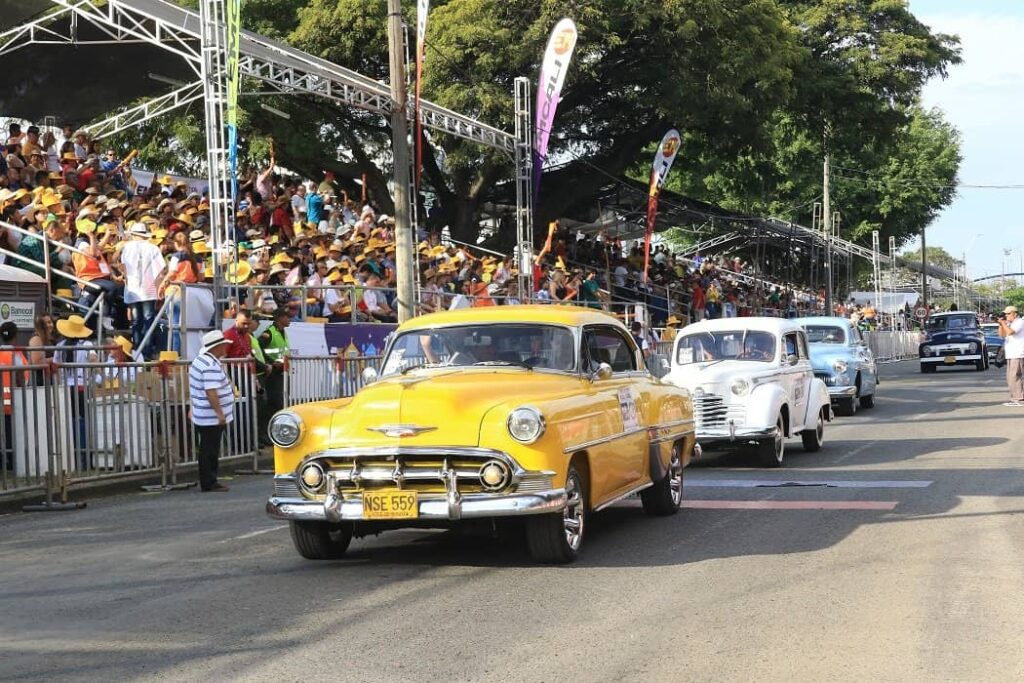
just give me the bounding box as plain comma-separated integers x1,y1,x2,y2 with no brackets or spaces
189,330,236,492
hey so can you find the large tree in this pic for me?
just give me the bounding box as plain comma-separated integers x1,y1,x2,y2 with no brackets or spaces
101,0,961,249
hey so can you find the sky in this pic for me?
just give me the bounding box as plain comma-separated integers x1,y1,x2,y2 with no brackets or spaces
911,0,1024,282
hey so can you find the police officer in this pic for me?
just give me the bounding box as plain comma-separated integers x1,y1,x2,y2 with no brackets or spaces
259,308,291,419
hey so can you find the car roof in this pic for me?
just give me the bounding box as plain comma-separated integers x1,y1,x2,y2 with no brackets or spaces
397,304,623,332
798,316,852,328
931,311,978,317
676,316,803,336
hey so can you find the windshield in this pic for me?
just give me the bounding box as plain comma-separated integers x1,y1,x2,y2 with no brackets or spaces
804,325,847,344
676,330,776,365
926,315,977,332
980,323,999,334
380,323,576,376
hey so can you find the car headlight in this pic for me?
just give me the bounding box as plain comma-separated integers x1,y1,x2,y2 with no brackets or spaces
832,359,848,374
507,406,546,444
730,378,750,396
269,411,303,447
298,461,325,494
922,345,932,355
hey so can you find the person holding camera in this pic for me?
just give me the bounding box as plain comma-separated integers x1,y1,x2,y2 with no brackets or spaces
998,306,1024,406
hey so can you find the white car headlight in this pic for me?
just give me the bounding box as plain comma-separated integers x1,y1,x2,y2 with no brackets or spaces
730,378,750,396
507,406,546,444
922,345,932,355
832,359,849,374
269,411,304,448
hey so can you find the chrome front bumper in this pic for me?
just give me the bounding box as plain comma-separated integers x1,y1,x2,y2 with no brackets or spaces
920,354,981,363
827,385,858,398
267,488,567,523
697,422,779,445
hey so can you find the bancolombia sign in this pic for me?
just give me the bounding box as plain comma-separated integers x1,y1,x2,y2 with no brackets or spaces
533,17,578,196
0,301,35,329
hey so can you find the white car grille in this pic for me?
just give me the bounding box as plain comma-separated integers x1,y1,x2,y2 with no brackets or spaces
693,394,746,429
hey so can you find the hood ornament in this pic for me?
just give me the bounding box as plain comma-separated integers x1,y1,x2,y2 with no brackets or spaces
367,424,438,438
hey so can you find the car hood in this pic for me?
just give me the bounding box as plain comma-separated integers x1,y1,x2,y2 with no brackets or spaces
329,369,577,447
925,330,982,345
667,361,777,395
807,344,851,372
985,334,1003,346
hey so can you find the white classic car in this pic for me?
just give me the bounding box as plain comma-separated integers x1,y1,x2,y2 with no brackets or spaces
663,317,833,466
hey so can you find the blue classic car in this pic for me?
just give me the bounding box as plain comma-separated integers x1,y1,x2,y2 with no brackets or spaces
920,312,987,373
799,316,878,416
981,323,1003,364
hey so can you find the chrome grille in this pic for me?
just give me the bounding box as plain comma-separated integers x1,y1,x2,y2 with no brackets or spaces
693,393,745,429
815,373,836,386
516,473,554,493
273,477,301,498
313,451,517,494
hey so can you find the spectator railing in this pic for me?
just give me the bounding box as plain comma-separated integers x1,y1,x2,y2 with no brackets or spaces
864,330,922,363
284,354,383,407
0,355,259,504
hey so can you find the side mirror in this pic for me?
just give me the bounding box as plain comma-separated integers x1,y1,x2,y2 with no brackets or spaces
786,354,799,367
361,366,379,385
590,362,613,382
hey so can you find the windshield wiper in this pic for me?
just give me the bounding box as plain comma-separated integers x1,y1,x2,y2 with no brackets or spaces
400,362,447,375
472,360,534,370
699,358,729,370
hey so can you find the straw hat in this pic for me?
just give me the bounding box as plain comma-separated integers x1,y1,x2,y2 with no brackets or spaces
666,315,683,327
175,212,194,227
225,260,252,284
269,263,290,277
112,335,133,355
200,329,231,352
75,218,98,234
188,229,205,242
56,315,93,339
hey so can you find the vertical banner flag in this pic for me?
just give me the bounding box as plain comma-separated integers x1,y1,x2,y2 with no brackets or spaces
643,129,681,281
414,0,429,193
533,17,578,200
225,0,242,206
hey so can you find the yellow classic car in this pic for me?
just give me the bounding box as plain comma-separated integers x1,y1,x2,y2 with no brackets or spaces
266,305,697,563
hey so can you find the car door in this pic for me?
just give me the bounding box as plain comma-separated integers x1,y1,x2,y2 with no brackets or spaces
784,331,810,431
580,325,649,503
851,325,877,393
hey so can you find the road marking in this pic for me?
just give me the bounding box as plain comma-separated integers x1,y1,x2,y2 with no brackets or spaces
219,525,288,543
682,500,899,510
686,479,932,489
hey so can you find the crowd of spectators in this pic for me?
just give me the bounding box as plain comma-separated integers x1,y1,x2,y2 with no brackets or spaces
0,122,840,362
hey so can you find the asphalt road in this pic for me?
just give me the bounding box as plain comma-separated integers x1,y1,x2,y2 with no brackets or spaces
2,361,1023,682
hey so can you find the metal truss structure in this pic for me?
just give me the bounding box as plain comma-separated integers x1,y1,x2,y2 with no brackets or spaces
0,0,532,309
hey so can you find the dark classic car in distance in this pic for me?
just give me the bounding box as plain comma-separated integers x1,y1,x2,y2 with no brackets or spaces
919,312,988,373
980,323,1003,363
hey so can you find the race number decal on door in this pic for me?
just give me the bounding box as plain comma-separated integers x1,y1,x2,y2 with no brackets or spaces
618,387,640,432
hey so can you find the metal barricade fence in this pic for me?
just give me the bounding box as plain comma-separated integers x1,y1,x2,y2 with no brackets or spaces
0,356,259,502
284,355,383,407
864,330,921,362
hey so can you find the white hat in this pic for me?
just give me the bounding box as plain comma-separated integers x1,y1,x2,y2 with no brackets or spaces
201,329,231,352
129,222,150,237
250,239,267,250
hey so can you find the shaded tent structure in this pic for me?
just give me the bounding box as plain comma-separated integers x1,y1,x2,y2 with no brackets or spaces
0,0,538,303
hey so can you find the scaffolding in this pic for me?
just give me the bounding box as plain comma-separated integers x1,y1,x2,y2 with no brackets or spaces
0,0,532,312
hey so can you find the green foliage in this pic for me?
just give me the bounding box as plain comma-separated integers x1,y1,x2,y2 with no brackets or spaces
1003,287,1024,310
97,0,962,249
900,245,961,272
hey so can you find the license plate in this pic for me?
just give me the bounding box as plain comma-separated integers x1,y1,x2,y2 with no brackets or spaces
362,489,418,519
944,356,956,364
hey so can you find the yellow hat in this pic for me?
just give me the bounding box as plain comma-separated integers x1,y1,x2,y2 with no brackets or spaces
112,335,133,355
75,218,97,234
270,252,293,265
159,175,173,185
225,260,252,284
325,270,342,284
55,288,75,299
192,241,210,255
342,273,356,285
56,315,93,339
159,350,179,362
204,264,214,279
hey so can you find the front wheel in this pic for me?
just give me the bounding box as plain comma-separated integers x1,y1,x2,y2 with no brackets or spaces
756,416,785,467
835,396,858,417
801,411,824,452
859,393,875,409
526,464,586,564
976,359,986,371
921,364,935,374
641,443,684,516
289,521,353,560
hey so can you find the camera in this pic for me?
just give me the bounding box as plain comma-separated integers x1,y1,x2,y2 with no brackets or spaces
997,313,1007,321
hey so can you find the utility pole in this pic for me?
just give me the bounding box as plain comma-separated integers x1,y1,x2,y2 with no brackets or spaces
920,226,928,314
387,0,415,322
822,152,834,315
